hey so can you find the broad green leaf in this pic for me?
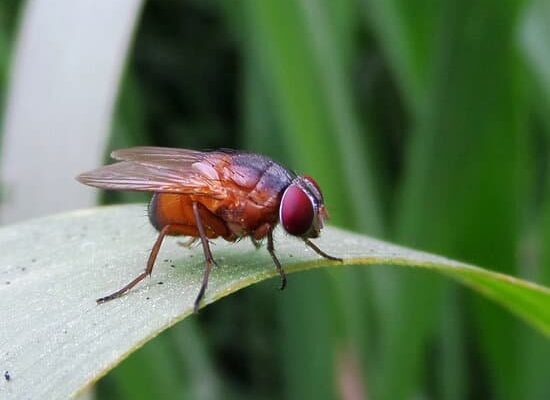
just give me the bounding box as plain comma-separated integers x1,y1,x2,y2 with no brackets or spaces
0,205,549,399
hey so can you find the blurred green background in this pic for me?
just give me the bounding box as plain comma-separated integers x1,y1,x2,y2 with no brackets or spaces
2,0,550,399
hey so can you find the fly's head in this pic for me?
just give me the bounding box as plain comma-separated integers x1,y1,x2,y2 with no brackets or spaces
279,175,329,239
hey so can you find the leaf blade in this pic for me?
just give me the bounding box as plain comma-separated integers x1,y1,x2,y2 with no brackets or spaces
0,204,548,399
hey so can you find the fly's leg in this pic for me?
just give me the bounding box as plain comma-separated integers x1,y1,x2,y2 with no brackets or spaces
97,224,174,304
267,230,287,290
192,202,218,313
303,238,343,262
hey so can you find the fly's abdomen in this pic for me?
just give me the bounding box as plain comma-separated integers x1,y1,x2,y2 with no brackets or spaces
148,192,230,239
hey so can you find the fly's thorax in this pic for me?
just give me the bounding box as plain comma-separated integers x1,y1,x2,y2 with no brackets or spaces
230,154,295,205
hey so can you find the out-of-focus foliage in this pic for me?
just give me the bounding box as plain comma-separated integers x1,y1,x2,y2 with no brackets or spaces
0,0,19,154
1,0,550,399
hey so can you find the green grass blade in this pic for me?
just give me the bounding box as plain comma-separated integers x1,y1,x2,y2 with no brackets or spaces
518,3,550,393
374,1,529,398
243,0,380,230
520,158,550,399
241,48,287,159
520,0,550,110
438,287,467,400
242,0,382,397
0,205,549,399
100,330,186,400
362,0,441,113
169,321,223,400
241,31,337,400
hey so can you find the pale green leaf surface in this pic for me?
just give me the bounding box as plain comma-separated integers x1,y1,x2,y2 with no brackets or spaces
0,205,549,399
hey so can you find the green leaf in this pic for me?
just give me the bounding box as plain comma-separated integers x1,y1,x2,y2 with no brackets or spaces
0,205,549,399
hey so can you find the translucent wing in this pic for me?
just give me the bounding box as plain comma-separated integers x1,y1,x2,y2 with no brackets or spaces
77,147,229,197
111,146,205,163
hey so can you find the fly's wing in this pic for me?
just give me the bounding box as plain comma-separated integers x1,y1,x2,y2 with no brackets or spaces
111,146,205,163
77,148,230,198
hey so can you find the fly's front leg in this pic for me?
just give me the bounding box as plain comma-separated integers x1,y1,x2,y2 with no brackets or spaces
97,224,175,304
192,202,218,313
303,238,343,262
267,229,287,290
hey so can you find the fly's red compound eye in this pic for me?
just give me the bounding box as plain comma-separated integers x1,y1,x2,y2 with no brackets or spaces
280,184,314,236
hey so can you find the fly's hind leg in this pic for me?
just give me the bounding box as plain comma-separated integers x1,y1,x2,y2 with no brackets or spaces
192,202,218,313
267,230,287,290
97,224,176,304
